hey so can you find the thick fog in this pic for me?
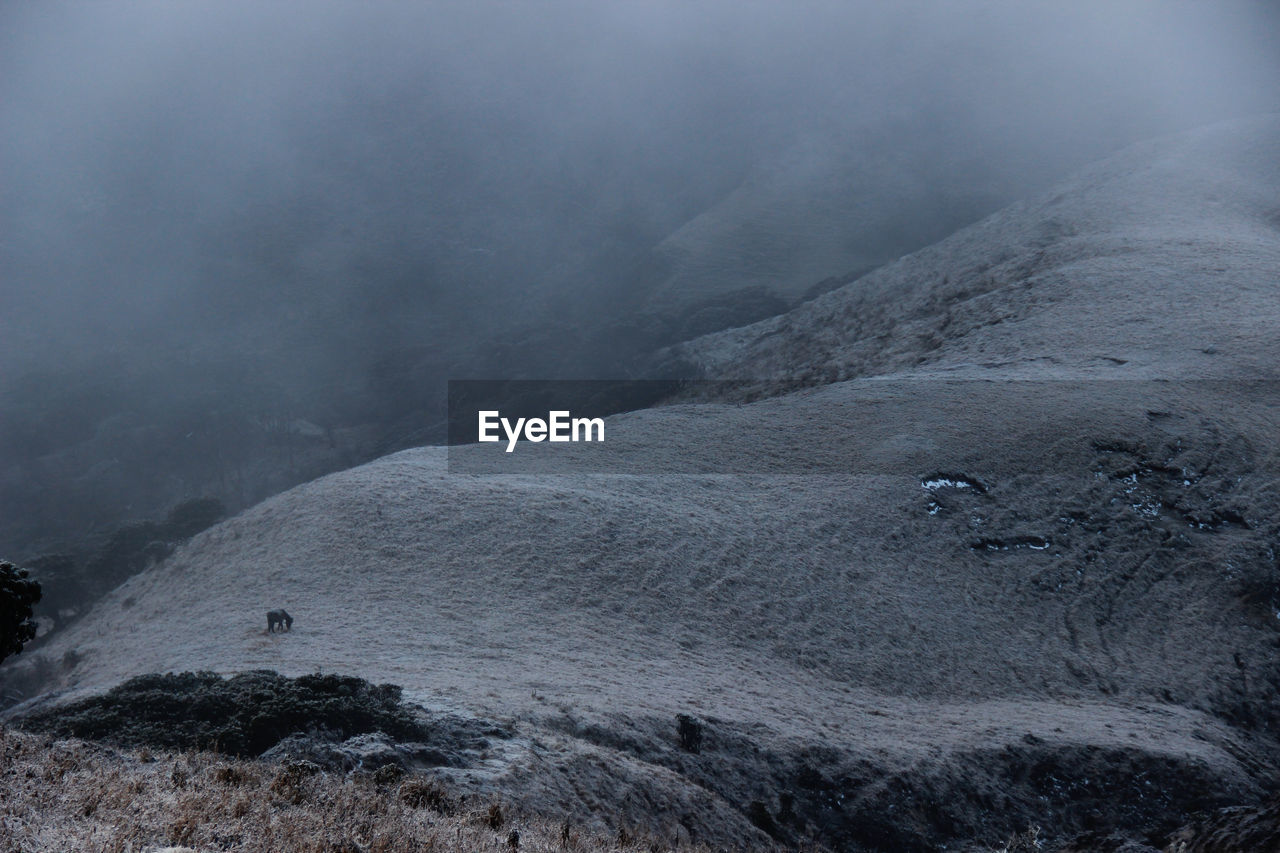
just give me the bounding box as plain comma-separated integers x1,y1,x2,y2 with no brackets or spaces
2,1,1278,554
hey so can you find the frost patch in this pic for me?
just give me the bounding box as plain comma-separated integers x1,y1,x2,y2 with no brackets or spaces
921,473,988,494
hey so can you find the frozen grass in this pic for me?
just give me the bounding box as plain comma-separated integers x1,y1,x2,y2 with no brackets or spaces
9,117,1280,852
0,726,723,853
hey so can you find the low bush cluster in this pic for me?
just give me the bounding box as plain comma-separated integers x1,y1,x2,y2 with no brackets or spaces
19,670,428,757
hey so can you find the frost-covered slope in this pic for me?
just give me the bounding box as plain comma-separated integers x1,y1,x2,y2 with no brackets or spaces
30,383,1278,710
672,115,1280,385
18,384,1280,847
11,117,1280,850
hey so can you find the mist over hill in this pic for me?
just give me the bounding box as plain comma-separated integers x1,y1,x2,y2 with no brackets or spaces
8,113,1280,851
4,4,1280,850
3,1,1279,560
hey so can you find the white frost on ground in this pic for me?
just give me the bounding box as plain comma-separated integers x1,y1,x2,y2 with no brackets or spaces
11,115,1280,843
673,115,1280,385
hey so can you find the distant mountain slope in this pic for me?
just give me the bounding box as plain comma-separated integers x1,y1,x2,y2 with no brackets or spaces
644,131,1021,314
8,117,1280,851
671,115,1280,386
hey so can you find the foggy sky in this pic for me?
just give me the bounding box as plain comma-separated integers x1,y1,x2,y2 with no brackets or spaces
2,0,1278,380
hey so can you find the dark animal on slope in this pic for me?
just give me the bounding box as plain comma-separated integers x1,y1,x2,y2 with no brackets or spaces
267,609,293,633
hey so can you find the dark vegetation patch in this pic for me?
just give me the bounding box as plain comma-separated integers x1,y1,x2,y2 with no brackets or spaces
676,713,704,754
23,497,226,640
781,742,1252,853
18,670,430,757
0,561,41,665
537,711,1261,852
745,799,780,839
1164,791,1280,852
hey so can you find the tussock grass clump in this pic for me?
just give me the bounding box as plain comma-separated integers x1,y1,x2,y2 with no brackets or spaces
19,670,428,756
398,777,455,813
0,726,718,853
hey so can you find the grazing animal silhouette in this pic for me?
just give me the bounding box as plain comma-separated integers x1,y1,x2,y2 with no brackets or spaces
267,609,293,633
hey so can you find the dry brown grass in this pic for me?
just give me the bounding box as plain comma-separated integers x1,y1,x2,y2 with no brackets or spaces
0,726,717,853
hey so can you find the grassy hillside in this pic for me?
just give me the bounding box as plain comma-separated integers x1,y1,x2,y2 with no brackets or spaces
6,118,1280,851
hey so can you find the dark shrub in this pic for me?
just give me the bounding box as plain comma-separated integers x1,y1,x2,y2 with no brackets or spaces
374,763,405,786
676,713,703,753
399,778,454,813
19,670,428,757
0,561,42,664
747,800,780,838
